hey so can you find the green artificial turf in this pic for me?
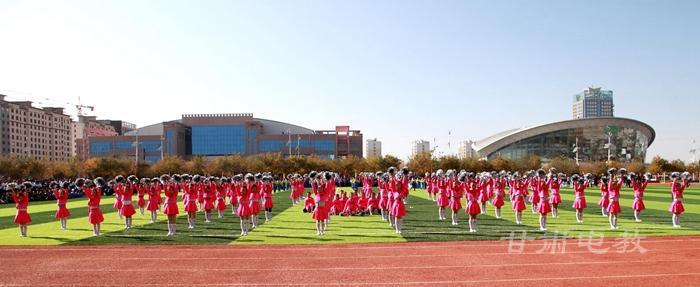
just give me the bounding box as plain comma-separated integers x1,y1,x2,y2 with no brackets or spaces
0,185,698,245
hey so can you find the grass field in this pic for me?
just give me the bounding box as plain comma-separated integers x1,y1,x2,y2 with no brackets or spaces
1,185,698,245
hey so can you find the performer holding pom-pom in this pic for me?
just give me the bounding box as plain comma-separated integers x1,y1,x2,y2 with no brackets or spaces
510,174,527,225
449,172,466,225
52,181,71,230
492,171,506,219
185,175,201,228
237,179,253,236
535,169,551,231
114,175,138,229
598,175,610,216
669,172,690,228
547,169,563,219
607,168,624,230
262,175,274,222
216,177,229,219
84,178,105,236
311,172,330,235
11,182,32,237
146,178,160,223
571,174,590,223
162,174,179,236
230,175,242,214
249,174,263,229
630,172,649,222
464,173,484,233
435,169,449,221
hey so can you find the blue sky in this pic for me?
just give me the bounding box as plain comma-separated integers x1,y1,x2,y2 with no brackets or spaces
0,0,698,162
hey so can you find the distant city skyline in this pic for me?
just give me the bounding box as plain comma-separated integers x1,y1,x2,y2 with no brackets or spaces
1,0,698,162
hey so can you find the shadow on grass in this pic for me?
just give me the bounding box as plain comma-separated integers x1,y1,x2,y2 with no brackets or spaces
65,191,295,245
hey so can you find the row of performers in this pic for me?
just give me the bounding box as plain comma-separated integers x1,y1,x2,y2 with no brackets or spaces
8,167,691,237
416,168,691,231
9,173,278,237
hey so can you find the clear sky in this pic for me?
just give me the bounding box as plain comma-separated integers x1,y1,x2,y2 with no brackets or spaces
1,0,698,162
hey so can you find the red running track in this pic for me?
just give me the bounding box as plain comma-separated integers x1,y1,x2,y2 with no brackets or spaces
2,236,700,286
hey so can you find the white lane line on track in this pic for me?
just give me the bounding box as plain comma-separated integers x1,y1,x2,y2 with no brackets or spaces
9,259,700,272
3,247,700,261
2,237,699,252
3,272,700,286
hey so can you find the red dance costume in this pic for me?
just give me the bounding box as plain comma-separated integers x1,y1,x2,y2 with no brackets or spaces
359,194,369,211
163,182,179,215
312,181,329,221
632,180,647,211
511,180,527,212
492,179,505,208
479,178,492,203
390,176,409,218
528,179,540,206
549,179,562,205
606,179,622,215
572,181,588,209
54,189,71,219
116,183,136,217
426,178,433,194
290,178,304,202
536,178,552,215
330,195,340,214
147,184,162,212
113,190,123,212
361,177,372,198
378,181,388,210
237,187,252,217
137,185,147,209
84,186,105,224
369,194,379,211
464,180,483,215
13,192,31,224
486,178,495,200
229,182,240,207
436,178,449,208
184,183,199,213
598,182,610,209
343,194,359,214
669,179,688,214
203,182,216,211
304,196,316,212
262,181,274,209
248,182,262,215
448,179,463,212
197,183,205,208
216,183,228,212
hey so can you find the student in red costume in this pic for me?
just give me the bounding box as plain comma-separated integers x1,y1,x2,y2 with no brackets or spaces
669,172,691,228
261,175,274,222
11,182,32,237
83,178,105,236
52,181,71,230
162,174,180,236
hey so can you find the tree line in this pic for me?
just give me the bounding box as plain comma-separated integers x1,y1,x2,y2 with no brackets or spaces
0,153,697,180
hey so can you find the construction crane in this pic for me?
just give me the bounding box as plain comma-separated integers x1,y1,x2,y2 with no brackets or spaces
75,96,95,117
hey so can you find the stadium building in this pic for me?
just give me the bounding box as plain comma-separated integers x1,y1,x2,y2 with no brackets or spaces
87,114,363,163
472,117,655,163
